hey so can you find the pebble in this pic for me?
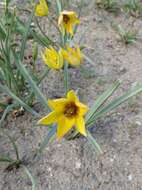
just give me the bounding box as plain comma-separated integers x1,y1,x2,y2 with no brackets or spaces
75,161,82,169
128,174,132,181
135,121,141,126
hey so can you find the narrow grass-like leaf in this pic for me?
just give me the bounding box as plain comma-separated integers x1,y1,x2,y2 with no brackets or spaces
0,155,13,163
0,84,39,116
37,125,56,155
26,67,50,105
86,130,102,154
5,133,20,161
0,102,7,109
0,103,17,127
31,31,52,47
64,61,69,95
20,10,34,61
0,21,6,40
56,0,62,15
83,54,95,66
14,53,49,111
87,84,142,127
86,80,120,122
23,166,36,190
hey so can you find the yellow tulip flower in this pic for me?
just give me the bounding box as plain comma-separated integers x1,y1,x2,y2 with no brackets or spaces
41,47,63,70
38,90,88,139
61,46,83,66
58,10,80,35
35,0,48,17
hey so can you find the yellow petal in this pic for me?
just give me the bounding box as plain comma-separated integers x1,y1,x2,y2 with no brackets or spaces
35,0,48,17
38,111,59,125
41,47,63,70
48,99,68,112
66,22,73,35
61,10,76,16
67,90,78,102
57,116,75,139
75,117,86,136
58,11,79,35
74,18,80,24
58,14,63,26
76,101,89,116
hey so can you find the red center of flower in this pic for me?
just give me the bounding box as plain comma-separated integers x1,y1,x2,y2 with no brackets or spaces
63,15,70,24
64,102,78,118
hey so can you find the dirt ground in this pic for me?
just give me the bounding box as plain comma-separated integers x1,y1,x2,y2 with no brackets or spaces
0,0,142,190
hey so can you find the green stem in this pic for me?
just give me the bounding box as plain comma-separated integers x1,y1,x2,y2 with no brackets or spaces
64,61,69,95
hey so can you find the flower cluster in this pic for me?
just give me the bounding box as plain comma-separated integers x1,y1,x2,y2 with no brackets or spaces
35,0,88,139
35,0,83,70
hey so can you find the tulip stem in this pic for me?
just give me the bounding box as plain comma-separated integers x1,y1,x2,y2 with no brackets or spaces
64,61,69,95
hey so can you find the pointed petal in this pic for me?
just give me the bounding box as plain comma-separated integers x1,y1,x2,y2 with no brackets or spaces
48,99,67,112
57,116,75,139
67,22,73,35
38,111,59,125
76,117,87,136
58,14,63,26
76,101,89,116
67,90,78,102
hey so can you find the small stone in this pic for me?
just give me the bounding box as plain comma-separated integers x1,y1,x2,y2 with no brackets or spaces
119,66,127,74
128,174,132,181
110,158,114,162
48,167,52,172
135,121,141,126
75,161,81,169
113,139,117,143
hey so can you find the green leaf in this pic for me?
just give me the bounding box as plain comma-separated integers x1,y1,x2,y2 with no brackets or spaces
23,166,36,190
86,130,102,154
87,84,142,127
0,21,6,40
83,54,95,66
0,102,7,109
0,155,13,163
15,18,30,36
86,80,120,123
5,0,11,7
20,10,34,61
0,103,17,127
5,133,20,160
31,30,53,47
56,0,62,15
13,53,49,111
0,83,39,116
37,125,56,155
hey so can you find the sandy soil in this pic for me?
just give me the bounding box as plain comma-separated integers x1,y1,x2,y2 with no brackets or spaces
0,1,142,190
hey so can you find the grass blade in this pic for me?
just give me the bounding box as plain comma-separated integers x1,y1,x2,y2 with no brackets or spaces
0,83,39,116
86,80,120,122
0,155,13,163
37,125,56,155
87,84,142,127
23,166,36,190
56,0,62,15
0,103,17,127
5,133,20,161
86,130,102,154
14,53,49,111
20,10,34,61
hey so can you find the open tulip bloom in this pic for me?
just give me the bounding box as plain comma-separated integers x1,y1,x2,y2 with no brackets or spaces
38,90,88,139
58,10,80,35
